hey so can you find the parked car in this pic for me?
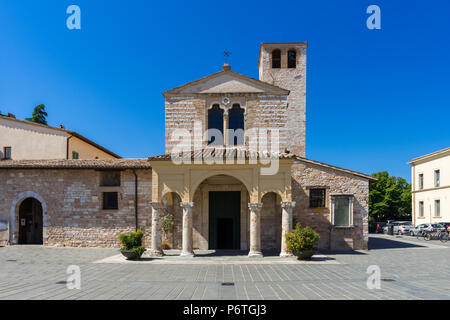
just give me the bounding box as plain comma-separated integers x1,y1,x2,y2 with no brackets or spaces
382,221,412,235
409,223,445,236
369,222,386,233
438,222,450,233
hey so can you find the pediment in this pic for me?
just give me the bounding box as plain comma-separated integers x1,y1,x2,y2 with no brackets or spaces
163,70,289,96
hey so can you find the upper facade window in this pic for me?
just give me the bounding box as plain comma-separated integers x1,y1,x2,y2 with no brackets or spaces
72,151,79,159
418,173,424,190
228,104,244,146
287,50,296,68
434,170,440,187
272,49,281,68
207,104,224,145
3,147,11,160
100,171,121,186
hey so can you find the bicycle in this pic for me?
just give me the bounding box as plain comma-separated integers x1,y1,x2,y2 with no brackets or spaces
417,229,448,242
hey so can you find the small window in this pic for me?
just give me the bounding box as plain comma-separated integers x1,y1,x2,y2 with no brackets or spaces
418,174,424,190
419,201,424,217
309,189,326,208
331,195,353,227
103,192,118,210
100,171,121,186
272,49,281,68
434,170,440,187
435,200,440,217
287,50,296,68
3,147,11,159
72,151,79,159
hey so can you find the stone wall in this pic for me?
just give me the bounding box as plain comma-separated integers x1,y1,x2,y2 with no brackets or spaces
259,44,307,156
291,161,369,250
0,169,153,247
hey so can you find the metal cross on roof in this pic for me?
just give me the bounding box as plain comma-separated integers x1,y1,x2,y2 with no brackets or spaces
223,49,231,62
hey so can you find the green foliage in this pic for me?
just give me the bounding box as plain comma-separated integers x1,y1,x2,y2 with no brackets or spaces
286,224,320,254
161,214,174,233
119,228,145,258
369,171,411,222
26,104,48,125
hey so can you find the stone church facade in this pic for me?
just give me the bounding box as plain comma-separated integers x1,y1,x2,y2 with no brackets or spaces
0,42,375,254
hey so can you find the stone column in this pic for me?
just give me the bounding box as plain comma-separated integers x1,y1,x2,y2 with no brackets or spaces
248,202,263,258
149,202,164,256
180,202,195,257
280,201,296,257
223,110,229,147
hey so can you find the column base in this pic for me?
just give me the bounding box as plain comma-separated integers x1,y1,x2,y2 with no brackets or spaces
180,251,195,257
248,251,263,258
148,249,164,256
279,251,293,258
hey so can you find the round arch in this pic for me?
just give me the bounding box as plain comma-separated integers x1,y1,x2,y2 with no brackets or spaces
260,190,286,202
10,191,47,245
190,171,252,202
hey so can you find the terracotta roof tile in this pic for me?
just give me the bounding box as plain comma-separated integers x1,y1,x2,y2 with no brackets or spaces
0,159,151,170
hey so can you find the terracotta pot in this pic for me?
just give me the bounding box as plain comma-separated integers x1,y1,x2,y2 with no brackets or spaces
120,250,139,260
294,249,316,260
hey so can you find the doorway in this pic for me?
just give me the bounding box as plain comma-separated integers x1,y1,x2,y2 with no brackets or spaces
209,191,240,249
18,198,43,245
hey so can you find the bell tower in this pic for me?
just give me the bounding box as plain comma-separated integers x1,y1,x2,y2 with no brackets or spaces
258,42,307,157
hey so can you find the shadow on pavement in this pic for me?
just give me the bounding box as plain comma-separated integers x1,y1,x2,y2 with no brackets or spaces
368,236,425,250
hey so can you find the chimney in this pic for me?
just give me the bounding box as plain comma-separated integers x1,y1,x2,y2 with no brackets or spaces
222,63,231,71
7,113,16,119
60,125,65,129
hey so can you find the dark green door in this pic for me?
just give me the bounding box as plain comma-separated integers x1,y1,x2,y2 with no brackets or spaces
209,191,240,249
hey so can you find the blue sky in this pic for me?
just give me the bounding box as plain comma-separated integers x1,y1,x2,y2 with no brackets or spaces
1,0,449,181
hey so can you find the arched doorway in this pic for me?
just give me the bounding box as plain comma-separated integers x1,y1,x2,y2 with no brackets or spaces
192,174,249,250
18,198,43,245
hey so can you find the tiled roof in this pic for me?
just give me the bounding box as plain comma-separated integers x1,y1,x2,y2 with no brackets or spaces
0,159,151,170
147,147,296,161
147,147,377,181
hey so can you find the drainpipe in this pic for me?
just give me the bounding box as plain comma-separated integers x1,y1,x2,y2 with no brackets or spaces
66,134,73,159
132,170,139,231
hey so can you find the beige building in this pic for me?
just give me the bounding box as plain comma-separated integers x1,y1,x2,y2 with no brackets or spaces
409,147,450,226
0,42,376,254
0,115,120,160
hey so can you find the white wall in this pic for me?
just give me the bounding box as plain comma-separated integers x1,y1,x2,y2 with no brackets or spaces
413,153,450,225
0,118,67,160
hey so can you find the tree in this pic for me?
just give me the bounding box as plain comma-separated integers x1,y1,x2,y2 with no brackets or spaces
369,171,412,222
26,104,48,125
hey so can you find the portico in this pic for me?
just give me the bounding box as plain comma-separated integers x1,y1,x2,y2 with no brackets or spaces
147,149,296,257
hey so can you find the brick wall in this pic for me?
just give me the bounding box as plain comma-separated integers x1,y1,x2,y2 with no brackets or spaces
0,169,153,247
291,161,369,250
259,44,307,156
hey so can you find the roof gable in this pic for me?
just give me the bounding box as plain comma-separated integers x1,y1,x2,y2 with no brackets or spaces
163,70,289,96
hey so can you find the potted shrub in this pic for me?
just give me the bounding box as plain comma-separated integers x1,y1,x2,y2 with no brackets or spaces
119,228,146,260
161,240,170,250
285,223,320,260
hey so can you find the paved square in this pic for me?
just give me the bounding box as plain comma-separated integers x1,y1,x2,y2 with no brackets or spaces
0,234,449,300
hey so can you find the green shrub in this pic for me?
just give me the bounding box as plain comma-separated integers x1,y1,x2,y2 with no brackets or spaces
119,228,145,258
286,223,320,254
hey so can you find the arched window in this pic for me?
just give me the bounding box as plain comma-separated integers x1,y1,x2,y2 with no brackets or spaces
287,49,296,68
208,104,223,145
228,104,244,146
272,49,281,68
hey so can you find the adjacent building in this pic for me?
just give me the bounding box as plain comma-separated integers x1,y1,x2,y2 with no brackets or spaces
409,147,450,226
0,42,376,254
0,115,120,160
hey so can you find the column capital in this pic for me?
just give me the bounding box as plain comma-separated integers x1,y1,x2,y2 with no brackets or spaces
248,202,263,210
150,202,164,210
180,202,194,208
281,201,296,209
